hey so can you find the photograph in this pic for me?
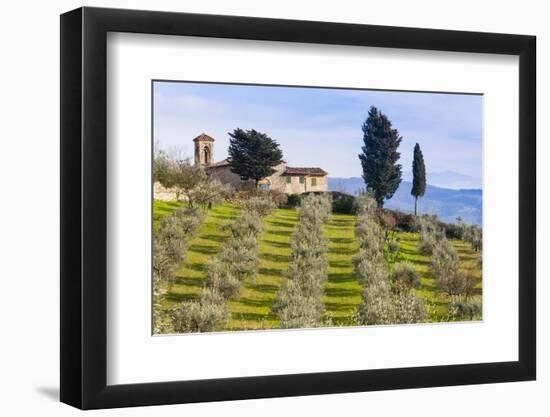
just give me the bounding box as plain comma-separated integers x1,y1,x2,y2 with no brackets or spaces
152,81,483,334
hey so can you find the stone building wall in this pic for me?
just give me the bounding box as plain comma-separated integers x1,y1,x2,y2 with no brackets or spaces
283,174,328,194
208,162,290,192
154,163,329,201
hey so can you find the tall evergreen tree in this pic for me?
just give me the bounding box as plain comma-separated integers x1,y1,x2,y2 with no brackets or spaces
358,106,403,207
228,128,283,188
411,143,427,216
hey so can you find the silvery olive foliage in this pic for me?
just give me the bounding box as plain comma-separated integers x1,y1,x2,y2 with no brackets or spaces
173,205,207,236
416,214,445,255
241,196,278,217
463,224,483,252
391,261,421,293
275,194,332,328
171,196,273,333
455,217,483,253
355,193,427,325
152,206,208,334
430,238,476,297
449,295,482,321
171,288,230,333
390,293,428,324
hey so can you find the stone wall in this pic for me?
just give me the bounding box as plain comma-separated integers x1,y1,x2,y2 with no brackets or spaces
153,182,179,201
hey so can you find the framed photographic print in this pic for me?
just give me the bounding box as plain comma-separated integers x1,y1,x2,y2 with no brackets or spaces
60,6,536,409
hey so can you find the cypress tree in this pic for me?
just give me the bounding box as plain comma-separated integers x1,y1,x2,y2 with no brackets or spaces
358,106,403,207
411,143,427,216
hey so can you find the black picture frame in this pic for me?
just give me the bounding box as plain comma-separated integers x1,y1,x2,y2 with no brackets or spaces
60,6,536,410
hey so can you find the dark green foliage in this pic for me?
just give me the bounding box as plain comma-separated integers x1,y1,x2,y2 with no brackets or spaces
391,210,417,232
286,193,301,207
228,128,284,187
358,106,403,207
411,143,427,215
331,192,356,214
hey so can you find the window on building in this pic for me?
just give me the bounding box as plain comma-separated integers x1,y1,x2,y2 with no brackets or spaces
299,176,305,184
311,177,317,186
286,176,291,184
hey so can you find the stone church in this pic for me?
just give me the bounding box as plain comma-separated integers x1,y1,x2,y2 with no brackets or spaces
194,133,328,194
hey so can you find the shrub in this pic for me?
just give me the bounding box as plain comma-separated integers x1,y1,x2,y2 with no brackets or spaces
391,210,417,232
430,240,460,282
331,192,356,214
171,288,229,333
274,280,324,328
300,193,333,223
203,258,242,299
380,211,397,232
431,240,477,296
354,252,387,286
391,293,428,324
463,224,482,251
391,262,420,293
286,193,301,207
170,209,263,333
241,196,277,217
173,205,207,236
354,192,428,326
355,217,385,257
188,178,234,208
355,193,378,218
357,279,394,325
275,194,331,328
225,211,263,239
444,222,463,240
217,236,261,281
417,214,444,255
449,296,482,321
266,190,288,207
153,217,188,285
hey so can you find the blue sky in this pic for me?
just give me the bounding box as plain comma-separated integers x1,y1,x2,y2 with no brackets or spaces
153,81,482,188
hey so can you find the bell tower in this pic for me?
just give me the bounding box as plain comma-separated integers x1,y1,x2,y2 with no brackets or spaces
193,133,215,166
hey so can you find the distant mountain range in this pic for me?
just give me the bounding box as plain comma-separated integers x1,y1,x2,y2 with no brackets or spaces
402,170,481,190
328,177,482,225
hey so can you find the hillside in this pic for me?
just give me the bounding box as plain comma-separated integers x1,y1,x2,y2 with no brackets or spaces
328,177,482,224
154,202,482,330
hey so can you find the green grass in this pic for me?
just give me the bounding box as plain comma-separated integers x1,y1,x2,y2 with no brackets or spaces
153,200,183,229
160,203,240,308
398,232,482,321
323,213,361,325
226,207,298,330
154,201,483,330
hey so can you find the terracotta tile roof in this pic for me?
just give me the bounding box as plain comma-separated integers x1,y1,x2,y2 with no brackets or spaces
192,133,215,142
207,159,230,168
284,167,328,176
